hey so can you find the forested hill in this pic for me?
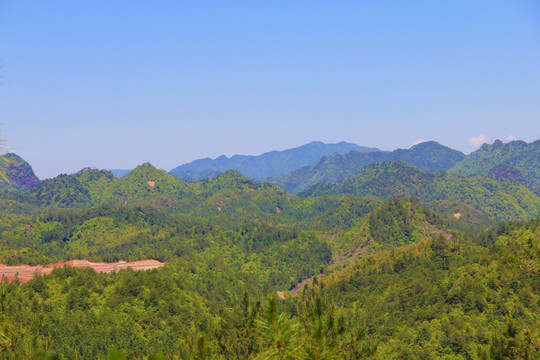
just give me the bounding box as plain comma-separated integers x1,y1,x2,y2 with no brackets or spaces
169,141,380,181
31,163,198,208
268,141,465,194
0,152,40,190
450,139,540,196
1,194,538,358
25,166,383,227
288,218,540,359
300,161,540,222
7,153,539,227
0,148,539,358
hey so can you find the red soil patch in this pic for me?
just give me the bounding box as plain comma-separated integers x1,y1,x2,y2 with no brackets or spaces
0,260,164,283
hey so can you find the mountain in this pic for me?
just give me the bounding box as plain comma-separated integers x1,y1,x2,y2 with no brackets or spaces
390,140,466,170
451,139,540,195
175,169,295,217
300,161,540,223
269,141,465,194
32,168,116,207
31,164,197,208
0,153,40,190
25,164,378,223
2,149,540,358
322,197,451,266
100,163,197,207
169,141,380,181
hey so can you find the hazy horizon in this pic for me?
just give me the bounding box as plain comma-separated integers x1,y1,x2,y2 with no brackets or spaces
3,137,536,180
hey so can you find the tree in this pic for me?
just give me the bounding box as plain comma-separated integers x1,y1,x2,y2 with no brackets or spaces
255,295,304,360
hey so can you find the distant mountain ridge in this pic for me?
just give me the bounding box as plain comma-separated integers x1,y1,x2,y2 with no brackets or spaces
169,141,380,181
5,139,539,204
3,145,539,231
268,141,465,194
450,139,540,195
300,161,540,223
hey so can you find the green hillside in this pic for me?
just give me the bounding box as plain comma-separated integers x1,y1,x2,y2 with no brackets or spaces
32,168,116,207
31,164,197,208
1,204,537,358
301,161,540,223
1,152,539,359
288,218,540,359
107,163,197,207
451,140,540,195
269,141,464,194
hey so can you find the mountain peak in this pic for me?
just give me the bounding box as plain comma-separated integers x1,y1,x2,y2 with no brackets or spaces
493,139,504,149
410,140,441,149
122,162,176,182
130,162,161,173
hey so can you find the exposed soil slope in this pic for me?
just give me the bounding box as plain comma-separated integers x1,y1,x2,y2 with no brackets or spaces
0,259,164,283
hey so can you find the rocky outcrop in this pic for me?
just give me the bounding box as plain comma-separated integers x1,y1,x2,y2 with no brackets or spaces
0,153,40,190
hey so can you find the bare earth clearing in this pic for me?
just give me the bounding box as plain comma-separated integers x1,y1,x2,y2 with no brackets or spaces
0,259,165,283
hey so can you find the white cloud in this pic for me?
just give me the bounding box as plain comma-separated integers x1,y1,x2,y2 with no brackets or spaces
468,134,490,148
411,139,427,146
505,134,517,142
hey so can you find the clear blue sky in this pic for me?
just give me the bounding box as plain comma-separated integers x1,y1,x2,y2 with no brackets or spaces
1,1,539,179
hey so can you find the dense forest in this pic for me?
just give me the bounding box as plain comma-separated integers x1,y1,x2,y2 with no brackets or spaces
0,146,538,359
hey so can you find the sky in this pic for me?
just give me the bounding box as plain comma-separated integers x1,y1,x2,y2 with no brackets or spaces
1,1,539,179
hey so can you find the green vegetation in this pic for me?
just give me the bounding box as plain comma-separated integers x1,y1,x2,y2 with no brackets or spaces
0,152,539,358
1,217,538,359
290,218,540,359
301,161,540,224
451,139,540,196
269,141,464,194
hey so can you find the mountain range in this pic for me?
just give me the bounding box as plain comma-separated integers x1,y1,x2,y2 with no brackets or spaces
100,140,540,201
451,139,540,195
3,155,537,231
300,160,540,223
168,140,380,181
0,141,540,218
267,141,465,194
4,139,539,209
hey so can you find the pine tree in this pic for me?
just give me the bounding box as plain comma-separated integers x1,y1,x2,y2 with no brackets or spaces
255,295,304,360
216,287,260,359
